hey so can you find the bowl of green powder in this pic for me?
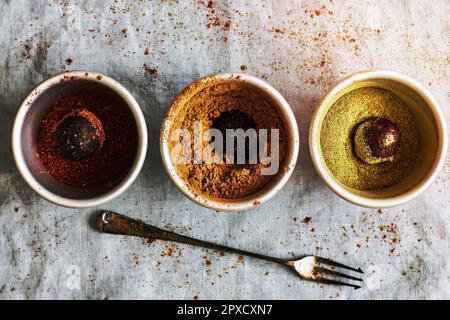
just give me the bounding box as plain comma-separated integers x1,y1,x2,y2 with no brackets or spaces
310,70,447,208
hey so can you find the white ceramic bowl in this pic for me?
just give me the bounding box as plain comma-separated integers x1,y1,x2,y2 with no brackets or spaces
310,70,447,208
12,71,148,208
160,73,300,211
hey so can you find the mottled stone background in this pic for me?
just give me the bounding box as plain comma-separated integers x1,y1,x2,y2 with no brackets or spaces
0,0,449,300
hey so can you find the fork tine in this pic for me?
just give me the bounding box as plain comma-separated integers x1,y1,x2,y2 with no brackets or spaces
314,277,362,290
316,257,364,273
314,266,363,282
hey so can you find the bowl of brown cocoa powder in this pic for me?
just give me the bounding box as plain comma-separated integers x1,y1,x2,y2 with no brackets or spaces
12,71,148,208
161,73,299,211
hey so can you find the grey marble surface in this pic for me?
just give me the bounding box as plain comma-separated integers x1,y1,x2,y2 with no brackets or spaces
0,0,449,300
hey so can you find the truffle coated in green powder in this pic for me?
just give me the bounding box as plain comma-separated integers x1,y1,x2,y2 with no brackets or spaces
320,87,421,191
353,117,401,165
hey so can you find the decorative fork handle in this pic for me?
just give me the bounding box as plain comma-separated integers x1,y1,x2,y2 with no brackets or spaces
98,211,291,267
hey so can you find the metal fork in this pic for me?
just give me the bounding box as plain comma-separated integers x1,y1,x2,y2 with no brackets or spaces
97,211,364,289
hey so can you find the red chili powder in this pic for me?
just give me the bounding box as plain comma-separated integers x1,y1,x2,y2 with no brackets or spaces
37,89,138,189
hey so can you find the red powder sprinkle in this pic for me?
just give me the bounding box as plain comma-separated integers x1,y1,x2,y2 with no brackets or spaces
203,256,212,266
59,75,79,83
65,58,73,65
301,216,312,224
193,295,199,300
315,10,321,16
387,224,398,234
142,238,155,246
207,0,214,9
206,18,220,29
144,48,149,55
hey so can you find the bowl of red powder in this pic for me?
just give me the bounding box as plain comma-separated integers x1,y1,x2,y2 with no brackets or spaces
12,71,148,208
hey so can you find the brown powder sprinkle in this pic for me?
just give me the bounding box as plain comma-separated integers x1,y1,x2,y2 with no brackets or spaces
273,28,285,34
143,64,158,77
224,20,231,30
203,256,212,266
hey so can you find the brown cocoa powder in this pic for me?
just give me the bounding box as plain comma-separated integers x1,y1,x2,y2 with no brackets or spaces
169,80,287,199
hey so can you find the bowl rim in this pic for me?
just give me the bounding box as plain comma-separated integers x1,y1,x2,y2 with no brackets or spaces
309,69,448,208
12,70,148,208
160,73,300,211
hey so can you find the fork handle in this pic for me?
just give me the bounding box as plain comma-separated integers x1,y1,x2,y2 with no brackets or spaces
97,211,290,266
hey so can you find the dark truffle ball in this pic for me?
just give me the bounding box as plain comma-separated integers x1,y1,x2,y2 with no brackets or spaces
53,109,105,161
353,117,401,165
212,110,256,164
